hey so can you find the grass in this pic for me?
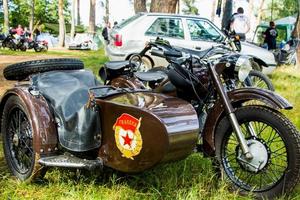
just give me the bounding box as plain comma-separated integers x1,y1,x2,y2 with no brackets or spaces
0,49,300,199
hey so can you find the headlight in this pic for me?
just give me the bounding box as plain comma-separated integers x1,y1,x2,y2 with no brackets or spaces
235,55,252,82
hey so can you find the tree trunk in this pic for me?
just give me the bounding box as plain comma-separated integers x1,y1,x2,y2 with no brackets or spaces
104,0,109,23
292,12,300,67
256,0,265,26
3,0,9,33
221,0,233,30
29,0,35,32
211,0,217,22
71,0,76,39
134,0,147,13
76,0,80,25
58,0,65,47
150,0,179,13
89,0,96,34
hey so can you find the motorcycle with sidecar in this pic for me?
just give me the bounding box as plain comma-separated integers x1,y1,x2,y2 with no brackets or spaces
100,45,300,198
0,57,299,199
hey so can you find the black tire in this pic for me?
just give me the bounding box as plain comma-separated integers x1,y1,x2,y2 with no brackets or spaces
3,58,84,81
1,95,46,181
215,106,300,199
244,70,275,91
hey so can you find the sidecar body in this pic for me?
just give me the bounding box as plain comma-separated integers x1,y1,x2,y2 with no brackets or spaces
0,69,199,174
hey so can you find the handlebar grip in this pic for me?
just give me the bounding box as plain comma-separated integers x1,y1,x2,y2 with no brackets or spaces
150,49,165,58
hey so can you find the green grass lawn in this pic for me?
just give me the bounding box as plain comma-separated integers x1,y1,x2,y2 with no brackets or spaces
0,49,299,199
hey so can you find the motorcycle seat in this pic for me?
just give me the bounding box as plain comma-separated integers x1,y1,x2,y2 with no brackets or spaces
135,71,167,82
104,61,131,70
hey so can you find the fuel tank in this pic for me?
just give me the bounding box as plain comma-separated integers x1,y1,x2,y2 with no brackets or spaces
94,89,199,173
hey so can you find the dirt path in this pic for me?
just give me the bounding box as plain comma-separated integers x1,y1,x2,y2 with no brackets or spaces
0,55,66,96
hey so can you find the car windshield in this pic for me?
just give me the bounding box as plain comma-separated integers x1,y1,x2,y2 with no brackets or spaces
115,13,143,29
187,19,223,42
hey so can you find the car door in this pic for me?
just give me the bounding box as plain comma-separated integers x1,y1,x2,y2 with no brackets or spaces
184,18,225,50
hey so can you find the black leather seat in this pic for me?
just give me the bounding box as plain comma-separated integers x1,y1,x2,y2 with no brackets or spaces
134,71,167,82
104,61,130,70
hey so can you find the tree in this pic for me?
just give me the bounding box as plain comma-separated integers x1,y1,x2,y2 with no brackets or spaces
134,0,147,13
211,0,217,22
70,0,75,39
182,0,198,15
58,0,65,47
292,12,300,66
29,0,35,31
89,0,96,34
3,0,9,32
76,0,80,25
221,0,233,30
256,0,265,26
150,0,178,13
102,0,109,23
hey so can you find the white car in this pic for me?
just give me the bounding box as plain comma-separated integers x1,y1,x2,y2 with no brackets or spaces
106,13,277,74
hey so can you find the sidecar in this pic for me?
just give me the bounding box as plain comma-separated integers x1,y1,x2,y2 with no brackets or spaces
0,59,199,180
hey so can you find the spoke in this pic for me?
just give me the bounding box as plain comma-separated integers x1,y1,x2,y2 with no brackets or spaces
271,146,286,155
256,123,268,137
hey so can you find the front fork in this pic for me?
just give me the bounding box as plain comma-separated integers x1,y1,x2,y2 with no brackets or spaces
209,64,253,159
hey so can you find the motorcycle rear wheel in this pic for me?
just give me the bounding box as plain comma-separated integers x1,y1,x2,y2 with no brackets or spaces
215,105,300,199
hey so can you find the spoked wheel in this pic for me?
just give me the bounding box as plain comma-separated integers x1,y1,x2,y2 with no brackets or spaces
242,70,274,91
129,54,154,72
215,106,300,199
2,96,46,181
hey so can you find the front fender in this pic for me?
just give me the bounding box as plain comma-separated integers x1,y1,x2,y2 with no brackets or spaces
202,87,292,157
0,86,58,156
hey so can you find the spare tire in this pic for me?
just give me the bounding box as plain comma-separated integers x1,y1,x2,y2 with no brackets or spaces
3,58,84,81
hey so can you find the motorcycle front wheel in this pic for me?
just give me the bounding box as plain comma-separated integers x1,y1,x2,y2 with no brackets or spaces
215,105,300,199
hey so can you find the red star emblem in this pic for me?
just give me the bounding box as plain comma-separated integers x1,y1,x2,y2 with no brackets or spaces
122,133,132,147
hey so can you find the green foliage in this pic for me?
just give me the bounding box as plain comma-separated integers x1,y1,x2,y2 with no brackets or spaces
182,0,199,15
262,0,298,21
0,0,71,31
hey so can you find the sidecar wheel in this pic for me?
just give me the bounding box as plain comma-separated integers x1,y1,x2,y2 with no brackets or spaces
215,106,300,199
1,95,46,181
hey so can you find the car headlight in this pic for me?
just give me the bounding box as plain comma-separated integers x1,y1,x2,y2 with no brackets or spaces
235,55,252,82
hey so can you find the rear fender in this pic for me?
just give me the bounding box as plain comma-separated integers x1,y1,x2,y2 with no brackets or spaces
202,88,292,157
0,87,58,156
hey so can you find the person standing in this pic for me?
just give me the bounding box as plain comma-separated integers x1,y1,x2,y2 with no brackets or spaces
263,21,278,50
102,22,111,44
230,7,250,41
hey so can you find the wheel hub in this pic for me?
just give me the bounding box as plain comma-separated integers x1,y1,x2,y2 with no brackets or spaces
237,139,269,173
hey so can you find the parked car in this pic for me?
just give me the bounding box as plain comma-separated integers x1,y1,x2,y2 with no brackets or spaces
106,13,277,74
